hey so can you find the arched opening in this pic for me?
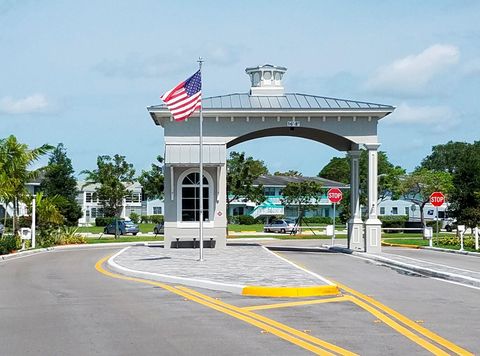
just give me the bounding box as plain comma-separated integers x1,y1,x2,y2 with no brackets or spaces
227,127,355,151
177,170,214,222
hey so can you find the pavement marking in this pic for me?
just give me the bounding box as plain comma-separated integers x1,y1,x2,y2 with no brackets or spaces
242,296,349,311
382,253,480,275
95,255,356,356
242,285,340,298
332,280,474,356
344,295,450,356
431,277,480,290
175,285,357,356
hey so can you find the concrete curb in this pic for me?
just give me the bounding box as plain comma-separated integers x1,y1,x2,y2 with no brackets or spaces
422,246,480,257
107,246,340,297
0,247,54,261
354,252,480,288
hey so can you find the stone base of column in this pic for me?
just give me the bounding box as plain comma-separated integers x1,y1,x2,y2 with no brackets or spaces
348,218,364,251
365,218,382,253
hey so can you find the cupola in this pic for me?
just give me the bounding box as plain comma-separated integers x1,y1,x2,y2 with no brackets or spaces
245,64,287,96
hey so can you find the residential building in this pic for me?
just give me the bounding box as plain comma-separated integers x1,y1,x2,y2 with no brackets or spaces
228,174,349,220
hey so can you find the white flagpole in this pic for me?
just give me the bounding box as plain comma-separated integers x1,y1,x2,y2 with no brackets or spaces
198,57,204,262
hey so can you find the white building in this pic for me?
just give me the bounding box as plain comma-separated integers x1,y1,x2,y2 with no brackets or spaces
76,181,164,225
377,197,448,220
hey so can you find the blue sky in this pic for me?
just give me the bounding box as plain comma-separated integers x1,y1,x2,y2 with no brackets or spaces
2,0,479,177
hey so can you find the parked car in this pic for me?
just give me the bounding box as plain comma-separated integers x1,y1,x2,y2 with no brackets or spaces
0,222,4,235
153,223,164,235
264,219,298,234
103,220,139,236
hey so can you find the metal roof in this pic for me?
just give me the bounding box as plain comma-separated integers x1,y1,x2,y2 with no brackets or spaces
148,93,394,111
253,175,349,188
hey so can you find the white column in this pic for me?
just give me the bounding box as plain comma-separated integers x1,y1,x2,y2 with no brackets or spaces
364,143,382,253
347,149,363,251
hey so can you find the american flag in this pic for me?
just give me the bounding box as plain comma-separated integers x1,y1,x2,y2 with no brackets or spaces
160,70,202,121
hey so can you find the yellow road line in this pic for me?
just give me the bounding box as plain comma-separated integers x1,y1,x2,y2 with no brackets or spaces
344,296,450,356
95,256,344,356
242,285,340,297
242,296,349,311
175,285,357,356
333,280,474,356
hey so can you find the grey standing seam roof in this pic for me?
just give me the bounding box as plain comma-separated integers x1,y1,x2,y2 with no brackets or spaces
148,93,394,111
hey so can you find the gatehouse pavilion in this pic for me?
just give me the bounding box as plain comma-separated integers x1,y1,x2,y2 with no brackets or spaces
147,64,395,252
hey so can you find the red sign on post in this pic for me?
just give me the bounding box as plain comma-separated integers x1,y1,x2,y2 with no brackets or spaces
430,192,445,207
328,188,343,203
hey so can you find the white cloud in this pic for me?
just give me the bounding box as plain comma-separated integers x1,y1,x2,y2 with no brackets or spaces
366,44,459,95
0,94,49,114
386,102,459,132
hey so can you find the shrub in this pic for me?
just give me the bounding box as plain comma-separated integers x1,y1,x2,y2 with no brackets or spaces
302,216,333,225
129,212,140,224
150,215,164,224
95,217,116,226
237,215,257,225
0,234,20,255
438,236,476,249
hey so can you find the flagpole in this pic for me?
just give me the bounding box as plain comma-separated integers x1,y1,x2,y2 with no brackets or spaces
198,57,204,262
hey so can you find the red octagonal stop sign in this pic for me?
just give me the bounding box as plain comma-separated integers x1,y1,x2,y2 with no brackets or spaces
430,192,445,207
328,188,343,203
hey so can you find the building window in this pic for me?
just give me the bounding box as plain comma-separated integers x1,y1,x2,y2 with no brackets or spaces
232,207,244,216
405,207,409,216
125,193,141,203
91,208,104,218
264,187,276,196
380,207,385,215
392,207,398,215
86,192,99,203
181,172,209,222
153,207,162,215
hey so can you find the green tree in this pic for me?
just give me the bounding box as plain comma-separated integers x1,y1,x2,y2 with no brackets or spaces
273,170,303,177
420,141,480,226
227,151,269,213
399,169,454,227
0,135,52,233
138,155,164,200
281,180,324,221
40,143,82,225
319,150,405,219
81,155,135,217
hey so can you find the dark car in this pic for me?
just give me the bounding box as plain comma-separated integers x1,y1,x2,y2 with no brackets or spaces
153,223,164,235
104,220,139,236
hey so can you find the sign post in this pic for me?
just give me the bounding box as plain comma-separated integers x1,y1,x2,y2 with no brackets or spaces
327,188,343,246
429,192,445,245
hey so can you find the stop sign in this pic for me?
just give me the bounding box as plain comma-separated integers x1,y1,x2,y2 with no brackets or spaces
430,192,445,207
327,188,343,203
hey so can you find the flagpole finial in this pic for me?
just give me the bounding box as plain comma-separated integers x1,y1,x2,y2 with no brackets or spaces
197,57,203,71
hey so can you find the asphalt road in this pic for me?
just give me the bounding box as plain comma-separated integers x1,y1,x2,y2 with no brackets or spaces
1,246,478,355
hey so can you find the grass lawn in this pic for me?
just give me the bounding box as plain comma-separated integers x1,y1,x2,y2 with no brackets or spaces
383,236,478,252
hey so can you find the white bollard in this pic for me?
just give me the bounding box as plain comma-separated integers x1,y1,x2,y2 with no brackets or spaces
474,227,479,251
458,225,465,251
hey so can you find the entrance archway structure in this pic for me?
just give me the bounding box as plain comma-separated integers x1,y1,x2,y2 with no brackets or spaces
148,64,394,252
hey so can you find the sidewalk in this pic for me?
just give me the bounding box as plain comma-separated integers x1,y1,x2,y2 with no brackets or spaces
107,244,340,297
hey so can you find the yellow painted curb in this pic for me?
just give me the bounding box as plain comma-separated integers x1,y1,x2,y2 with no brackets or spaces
381,241,421,249
242,285,340,298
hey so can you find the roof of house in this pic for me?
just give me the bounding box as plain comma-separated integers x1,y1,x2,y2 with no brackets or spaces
148,93,394,111
253,175,349,188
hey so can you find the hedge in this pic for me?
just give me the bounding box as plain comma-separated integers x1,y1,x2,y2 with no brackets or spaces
95,217,116,226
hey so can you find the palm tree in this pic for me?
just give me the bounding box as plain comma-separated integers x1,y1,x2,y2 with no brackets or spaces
0,135,53,234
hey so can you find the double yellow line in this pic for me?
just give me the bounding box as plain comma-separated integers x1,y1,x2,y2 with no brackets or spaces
332,280,473,356
95,255,356,355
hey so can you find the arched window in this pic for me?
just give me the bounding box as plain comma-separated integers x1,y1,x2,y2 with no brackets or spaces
181,172,210,222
